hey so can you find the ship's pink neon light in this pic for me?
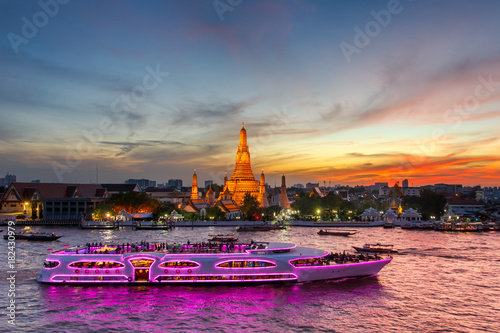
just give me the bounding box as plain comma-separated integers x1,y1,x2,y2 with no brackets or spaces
151,273,298,283
214,259,277,270
127,256,158,267
287,252,329,265
42,259,61,270
49,274,129,283
66,260,125,269
158,251,251,256
289,257,392,269
247,244,297,252
159,260,201,269
51,249,255,257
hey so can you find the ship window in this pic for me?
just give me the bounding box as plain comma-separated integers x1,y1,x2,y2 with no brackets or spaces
53,276,126,282
216,260,276,268
159,261,200,268
156,274,296,281
43,260,60,268
69,261,125,269
129,259,155,267
290,257,326,267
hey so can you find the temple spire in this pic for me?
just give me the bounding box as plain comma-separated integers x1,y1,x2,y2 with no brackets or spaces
239,123,247,147
279,173,290,209
222,123,261,207
191,169,199,199
258,170,267,207
260,170,266,194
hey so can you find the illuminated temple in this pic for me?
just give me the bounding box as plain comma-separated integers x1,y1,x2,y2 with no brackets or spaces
183,123,268,213
220,123,267,207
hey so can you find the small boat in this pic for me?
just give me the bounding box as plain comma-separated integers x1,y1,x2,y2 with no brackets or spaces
353,243,398,254
383,222,394,228
434,221,483,232
80,220,119,229
237,225,285,232
133,221,172,230
482,222,500,231
3,232,62,241
317,229,358,236
208,233,238,242
401,221,435,230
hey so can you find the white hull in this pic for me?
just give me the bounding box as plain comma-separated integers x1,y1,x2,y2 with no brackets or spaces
38,242,392,284
286,220,385,227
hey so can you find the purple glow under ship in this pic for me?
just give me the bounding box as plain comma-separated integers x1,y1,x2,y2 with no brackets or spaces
37,241,392,284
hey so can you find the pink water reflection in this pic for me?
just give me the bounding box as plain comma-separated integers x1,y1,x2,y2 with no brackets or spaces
39,277,387,332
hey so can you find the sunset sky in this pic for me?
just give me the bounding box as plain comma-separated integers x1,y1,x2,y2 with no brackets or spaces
1,0,500,187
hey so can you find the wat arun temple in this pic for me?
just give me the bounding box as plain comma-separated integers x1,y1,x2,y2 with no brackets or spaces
222,123,267,207
184,123,289,214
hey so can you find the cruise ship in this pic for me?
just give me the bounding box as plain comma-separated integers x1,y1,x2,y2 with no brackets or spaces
37,241,392,284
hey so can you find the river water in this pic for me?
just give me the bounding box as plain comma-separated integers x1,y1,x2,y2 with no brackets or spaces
1,225,499,333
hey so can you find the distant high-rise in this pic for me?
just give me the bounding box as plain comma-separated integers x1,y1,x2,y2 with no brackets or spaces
402,179,409,188
167,179,183,190
204,180,213,188
306,182,319,190
0,173,17,187
374,182,389,191
125,179,153,190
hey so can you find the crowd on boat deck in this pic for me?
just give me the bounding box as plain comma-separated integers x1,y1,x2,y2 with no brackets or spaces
292,252,383,267
326,252,381,264
82,241,249,254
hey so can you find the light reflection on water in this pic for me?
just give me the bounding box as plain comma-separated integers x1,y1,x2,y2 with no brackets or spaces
1,226,499,332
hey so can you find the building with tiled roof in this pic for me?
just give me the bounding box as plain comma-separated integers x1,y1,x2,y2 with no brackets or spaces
145,188,190,205
309,187,325,198
445,198,484,216
0,182,108,220
183,198,209,213
215,199,241,219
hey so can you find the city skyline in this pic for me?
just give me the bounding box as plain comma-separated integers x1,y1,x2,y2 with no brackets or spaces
1,0,500,187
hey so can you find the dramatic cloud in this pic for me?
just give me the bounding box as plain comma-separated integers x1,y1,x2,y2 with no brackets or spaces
1,0,500,186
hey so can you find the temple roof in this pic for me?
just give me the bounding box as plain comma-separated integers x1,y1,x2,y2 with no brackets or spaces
1,183,108,201
217,199,240,213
